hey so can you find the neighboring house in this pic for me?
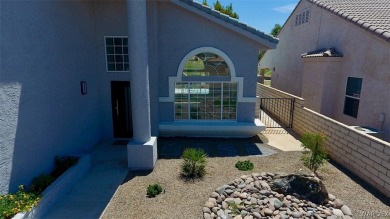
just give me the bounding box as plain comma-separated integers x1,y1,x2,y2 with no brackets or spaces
0,0,277,194
259,0,390,141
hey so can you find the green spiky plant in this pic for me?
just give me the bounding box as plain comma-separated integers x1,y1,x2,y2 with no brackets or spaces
227,202,240,216
300,132,328,176
180,148,208,179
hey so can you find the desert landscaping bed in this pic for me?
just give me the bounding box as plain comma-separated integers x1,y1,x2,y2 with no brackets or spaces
101,150,389,219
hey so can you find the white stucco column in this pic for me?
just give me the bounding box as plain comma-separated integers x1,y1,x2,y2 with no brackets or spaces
126,0,157,169
127,0,150,142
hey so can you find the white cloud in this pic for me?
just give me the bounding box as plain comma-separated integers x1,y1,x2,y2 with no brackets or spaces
272,4,296,13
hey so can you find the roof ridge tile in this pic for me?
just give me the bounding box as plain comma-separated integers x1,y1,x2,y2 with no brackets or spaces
307,0,390,41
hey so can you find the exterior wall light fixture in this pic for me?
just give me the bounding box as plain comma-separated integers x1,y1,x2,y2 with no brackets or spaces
80,81,87,95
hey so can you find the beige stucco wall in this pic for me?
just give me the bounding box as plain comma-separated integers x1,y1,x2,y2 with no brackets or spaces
301,57,343,118
259,0,390,141
260,0,321,96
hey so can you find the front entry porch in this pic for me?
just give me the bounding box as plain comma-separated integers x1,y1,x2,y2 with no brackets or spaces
159,119,266,138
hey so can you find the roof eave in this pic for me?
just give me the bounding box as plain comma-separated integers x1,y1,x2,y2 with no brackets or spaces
170,0,278,49
301,56,343,58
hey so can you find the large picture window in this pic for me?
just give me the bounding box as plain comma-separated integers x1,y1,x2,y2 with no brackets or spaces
174,51,237,120
105,36,129,72
175,82,237,120
343,77,362,118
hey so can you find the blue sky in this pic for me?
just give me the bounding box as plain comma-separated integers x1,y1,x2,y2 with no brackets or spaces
198,0,300,34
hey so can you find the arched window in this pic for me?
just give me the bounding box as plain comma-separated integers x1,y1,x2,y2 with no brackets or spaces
182,52,230,77
174,49,237,120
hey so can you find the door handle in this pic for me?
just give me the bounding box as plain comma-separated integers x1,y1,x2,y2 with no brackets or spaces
115,100,119,117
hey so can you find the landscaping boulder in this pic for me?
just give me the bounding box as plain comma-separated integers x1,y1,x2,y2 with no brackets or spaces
270,173,328,204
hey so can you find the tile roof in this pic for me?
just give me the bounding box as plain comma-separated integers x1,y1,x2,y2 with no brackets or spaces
308,0,390,41
301,48,343,58
176,0,279,45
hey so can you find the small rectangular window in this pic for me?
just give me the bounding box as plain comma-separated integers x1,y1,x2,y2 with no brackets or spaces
343,77,362,118
105,36,129,72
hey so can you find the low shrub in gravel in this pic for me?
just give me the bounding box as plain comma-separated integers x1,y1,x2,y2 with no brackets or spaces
180,148,207,179
227,202,240,215
300,132,327,176
235,160,254,171
146,184,164,198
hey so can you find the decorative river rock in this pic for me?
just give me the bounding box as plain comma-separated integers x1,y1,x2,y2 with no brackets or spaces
204,173,353,219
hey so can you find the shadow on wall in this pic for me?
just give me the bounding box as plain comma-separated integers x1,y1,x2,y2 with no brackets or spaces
2,1,103,193
7,77,102,193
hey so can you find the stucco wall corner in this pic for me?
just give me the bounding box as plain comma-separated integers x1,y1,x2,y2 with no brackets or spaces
0,84,22,194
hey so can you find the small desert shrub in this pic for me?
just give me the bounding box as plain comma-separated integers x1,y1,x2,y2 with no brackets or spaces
235,160,254,171
300,132,328,176
30,156,79,193
180,148,207,179
30,174,55,194
0,185,41,219
51,156,79,178
228,202,240,216
146,184,164,198
0,155,79,219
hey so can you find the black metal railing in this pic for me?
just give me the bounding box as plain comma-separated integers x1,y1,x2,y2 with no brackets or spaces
259,98,295,128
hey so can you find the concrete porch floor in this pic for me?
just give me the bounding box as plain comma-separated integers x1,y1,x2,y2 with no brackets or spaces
260,128,303,152
42,129,303,219
43,140,129,219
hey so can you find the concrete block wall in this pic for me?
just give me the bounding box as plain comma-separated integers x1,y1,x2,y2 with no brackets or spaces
258,84,390,197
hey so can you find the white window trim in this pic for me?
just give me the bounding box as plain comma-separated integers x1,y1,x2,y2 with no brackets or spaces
159,47,256,103
104,36,129,73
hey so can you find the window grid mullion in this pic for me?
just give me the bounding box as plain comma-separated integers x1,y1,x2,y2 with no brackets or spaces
204,83,207,119
188,82,191,120
221,83,223,120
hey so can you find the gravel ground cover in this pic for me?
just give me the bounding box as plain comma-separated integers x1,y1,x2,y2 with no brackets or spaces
102,139,389,219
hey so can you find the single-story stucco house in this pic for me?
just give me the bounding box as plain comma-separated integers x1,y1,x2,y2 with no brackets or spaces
259,0,390,142
0,0,278,194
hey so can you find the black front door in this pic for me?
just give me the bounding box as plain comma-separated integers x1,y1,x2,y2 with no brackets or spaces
111,81,133,138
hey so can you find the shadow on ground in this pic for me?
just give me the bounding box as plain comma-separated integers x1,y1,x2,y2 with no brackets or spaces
122,170,153,184
157,136,277,159
328,160,390,206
